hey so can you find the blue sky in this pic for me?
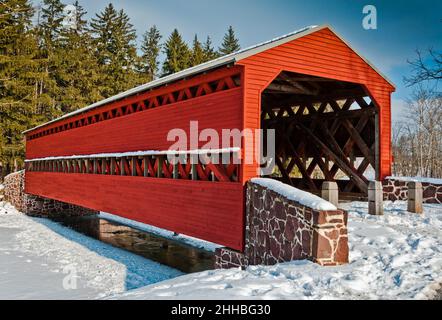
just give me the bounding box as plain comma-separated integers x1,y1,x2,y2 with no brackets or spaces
34,0,442,121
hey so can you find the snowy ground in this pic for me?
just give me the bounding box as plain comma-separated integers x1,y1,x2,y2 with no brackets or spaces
110,201,442,300
0,201,182,299
0,199,441,300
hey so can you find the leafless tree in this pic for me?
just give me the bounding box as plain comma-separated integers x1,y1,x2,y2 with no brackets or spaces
404,48,442,88
392,88,442,177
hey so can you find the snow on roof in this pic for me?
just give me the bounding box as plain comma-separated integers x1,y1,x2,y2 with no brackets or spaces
24,24,394,134
251,178,337,211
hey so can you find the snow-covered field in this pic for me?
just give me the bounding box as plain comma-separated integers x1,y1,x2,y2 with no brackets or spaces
0,199,441,300
111,201,442,300
0,201,182,299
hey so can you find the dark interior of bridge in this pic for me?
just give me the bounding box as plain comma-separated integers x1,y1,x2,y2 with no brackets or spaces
261,71,379,198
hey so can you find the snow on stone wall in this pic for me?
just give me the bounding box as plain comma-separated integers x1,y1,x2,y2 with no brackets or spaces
215,181,349,268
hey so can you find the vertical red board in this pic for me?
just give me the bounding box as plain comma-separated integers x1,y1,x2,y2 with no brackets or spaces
25,172,245,251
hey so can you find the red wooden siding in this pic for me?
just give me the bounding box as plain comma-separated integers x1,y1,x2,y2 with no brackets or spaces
238,27,394,181
25,66,246,250
25,172,244,250
26,87,243,159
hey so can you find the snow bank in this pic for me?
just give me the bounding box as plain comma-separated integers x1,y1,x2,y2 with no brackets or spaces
109,201,442,300
0,201,182,299
386,176,442,185
251,178,337,211
99,212,221,252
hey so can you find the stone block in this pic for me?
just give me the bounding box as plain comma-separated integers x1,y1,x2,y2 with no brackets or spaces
321,181,339,207
407,181,423,214
368,180,383,215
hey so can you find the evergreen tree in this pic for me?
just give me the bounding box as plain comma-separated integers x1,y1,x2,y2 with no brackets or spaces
202,36,218,61
0,0,44,176
219,26,240,56
55,1,102,113
162,29,190,76
36,0,66,119
90,3,139,96
140,25,162,81
40,0,65,50
69,0,87,33
190,34,204,66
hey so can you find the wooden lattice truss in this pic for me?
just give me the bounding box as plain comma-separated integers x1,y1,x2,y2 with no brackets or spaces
261,72,378,195
26,152,240,183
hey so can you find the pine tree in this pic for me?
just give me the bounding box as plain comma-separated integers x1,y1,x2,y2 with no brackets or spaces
162,29,190,76
70,0,87,33
55,1,102,113
40,0,65,50
219,26,240,56
0,0,44,176
90,3,139,96
36,0,66,120
140,25,162,81
190,35,205,66
202,36,218,62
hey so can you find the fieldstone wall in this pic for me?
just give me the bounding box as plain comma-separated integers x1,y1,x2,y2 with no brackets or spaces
215,181,349,269
382,178,442,204
3,170,26,211
3,170,97,217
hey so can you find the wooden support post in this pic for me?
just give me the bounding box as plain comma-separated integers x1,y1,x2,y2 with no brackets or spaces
120,158,126,176
375,112,380,181
407,181,423,214
191,163,198,180
110,158,116,175
321,181,339,207
131,157,137,176
368,181,383,215
102,158,106,175
143,156,148,177
93,159,98,174
86,159,90,174
157,156,163,178
173,159,179,179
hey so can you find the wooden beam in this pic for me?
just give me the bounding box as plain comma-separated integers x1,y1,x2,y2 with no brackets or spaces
279,73,319,95
263,89,368,108
264,107,376,128
296,122,368,193
266,83,309,94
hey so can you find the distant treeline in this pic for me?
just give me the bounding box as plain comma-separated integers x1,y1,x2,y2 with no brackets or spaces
0,0,241,177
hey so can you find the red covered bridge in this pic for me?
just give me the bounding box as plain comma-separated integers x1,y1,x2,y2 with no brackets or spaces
23,25,395,252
